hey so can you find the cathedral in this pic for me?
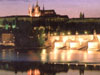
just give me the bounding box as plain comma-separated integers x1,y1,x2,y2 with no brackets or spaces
28,1,56,17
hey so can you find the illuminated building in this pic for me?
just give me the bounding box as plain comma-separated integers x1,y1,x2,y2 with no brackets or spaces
28,0,56,17
88,30,99,51
1,33,15,46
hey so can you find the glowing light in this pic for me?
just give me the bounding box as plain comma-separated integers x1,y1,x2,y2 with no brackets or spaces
85,64,87,68
54,33,57,36
84,31,88,34
41,49,47,62
78,38,84,45
66,50,73,61
76,63,78,66
51,34,53,36
94,64,96,67
62,33,65,36
42,49,46,54
76,31,79,35
49,49,59,61
2,49,6,59
88,42,99,51
33,69,40,75
53,48,58,54
83,52,87,61
68,63,70,66
34,27,37,30
88,50,93,54
61,51,66,61
34,13,41,17
27,69,32,75
70,42,80,49
67,31,71,35
12,24,16,29
62,37,68,43
54,42,64,49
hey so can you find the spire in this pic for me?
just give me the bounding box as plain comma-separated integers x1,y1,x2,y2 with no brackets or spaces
36,0,38,6
80,12,85,19
43,4,45,10
32,4,34,8
28,4,32,16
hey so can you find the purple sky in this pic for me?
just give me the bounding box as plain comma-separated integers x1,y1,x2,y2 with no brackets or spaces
0,0,100,18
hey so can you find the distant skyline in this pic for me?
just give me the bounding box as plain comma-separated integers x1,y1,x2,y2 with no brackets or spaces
0,0,100,18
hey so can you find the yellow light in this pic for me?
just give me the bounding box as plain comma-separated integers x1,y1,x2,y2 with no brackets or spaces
83,52,87,60
94,64,96,67
41,49,47,62
53,48,58,54
78,38,84,45
88,51,93,54
41,49,46,54
66,50,73,61
54,42,64,49
70,42,80,49
84,31,88,34
67,31,71,35
62,33,65,36
51,34,53,36
76,31,78,35
62,37,68,43
85,64,87,68
54,33,57,36
49,51,58,61
61,51,66,61
42,34,46,37
88,42,99,50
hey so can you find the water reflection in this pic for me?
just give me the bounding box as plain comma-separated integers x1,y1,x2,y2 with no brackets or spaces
2,49,6,59
1,48,100,63
40,48,100,63
27,69,40,75
41,49,47,62
1,48,100,75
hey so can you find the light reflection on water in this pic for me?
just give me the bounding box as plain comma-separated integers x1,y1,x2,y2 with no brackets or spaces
41,49,100,63
0,49,100,75
1,48,100,63
1,69,100,75
56,69,100,75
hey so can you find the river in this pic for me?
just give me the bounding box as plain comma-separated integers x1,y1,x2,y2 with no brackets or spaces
0,48,100,75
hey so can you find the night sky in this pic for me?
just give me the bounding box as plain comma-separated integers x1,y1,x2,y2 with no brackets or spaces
0,0,100,18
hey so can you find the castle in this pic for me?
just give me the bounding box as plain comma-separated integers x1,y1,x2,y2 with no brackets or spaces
28,0,56,17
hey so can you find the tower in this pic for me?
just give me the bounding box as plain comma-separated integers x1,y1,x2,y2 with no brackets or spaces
80,12,84,19
36,0,39,7
28,4,32,17
32,0,41,17
43,4,45,11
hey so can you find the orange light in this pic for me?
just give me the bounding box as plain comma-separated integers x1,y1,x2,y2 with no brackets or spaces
33,69,40,75
27,69,32,75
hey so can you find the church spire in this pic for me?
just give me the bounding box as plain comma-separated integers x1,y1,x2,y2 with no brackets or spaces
36,0,38,6
43,4,45,11
28,4,32,16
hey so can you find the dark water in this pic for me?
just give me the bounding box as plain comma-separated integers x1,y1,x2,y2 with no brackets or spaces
0,48,100,75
